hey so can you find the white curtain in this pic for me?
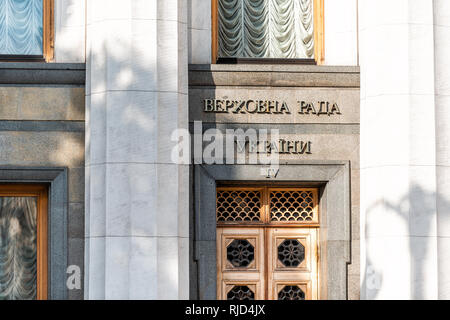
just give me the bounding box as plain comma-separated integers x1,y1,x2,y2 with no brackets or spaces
0,0,43,55
0,197,37,300
218,0,314,59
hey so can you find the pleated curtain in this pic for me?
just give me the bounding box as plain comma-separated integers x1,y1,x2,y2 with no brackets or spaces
0,197,37,300
0,0,43,55
218,0,314,59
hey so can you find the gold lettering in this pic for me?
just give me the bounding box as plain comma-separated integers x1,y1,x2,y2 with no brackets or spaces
318,101,327,115
257,101,267,113
268,101,277,113
233,101,246,114
245,100,257,113
286,140,295,153
330,103,341,115
299,101,316,114
204,99,214,112
225,100,234,112
214,100,225,112
279,102,290,114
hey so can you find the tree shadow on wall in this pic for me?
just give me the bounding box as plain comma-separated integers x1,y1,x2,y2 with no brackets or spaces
362,184,445,299
85,21,187,298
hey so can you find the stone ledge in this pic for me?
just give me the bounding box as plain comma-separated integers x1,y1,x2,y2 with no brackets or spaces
189,64,360,88
189,64,360,73
0,63,86,85
0,120,85,132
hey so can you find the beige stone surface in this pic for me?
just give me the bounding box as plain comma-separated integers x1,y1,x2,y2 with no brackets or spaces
0,128,85,299
348,274,361,300
0,87,85,121
0,131,85,168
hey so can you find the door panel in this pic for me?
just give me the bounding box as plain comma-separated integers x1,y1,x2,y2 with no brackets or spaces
267,228,318,300
217,227,318,300
217,228,265,300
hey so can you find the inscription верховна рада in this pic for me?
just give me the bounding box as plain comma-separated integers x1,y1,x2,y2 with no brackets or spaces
203,99,341,116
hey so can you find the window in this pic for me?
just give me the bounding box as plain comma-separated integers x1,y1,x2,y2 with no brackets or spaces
212,0,324,64
0,185,48,300
216,186,319,300
0,0,54,61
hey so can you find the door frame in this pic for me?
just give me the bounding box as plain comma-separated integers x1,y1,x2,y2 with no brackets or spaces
191,161,352,300
0,167,69,299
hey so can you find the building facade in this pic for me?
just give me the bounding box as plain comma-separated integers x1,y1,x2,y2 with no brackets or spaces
0,0,448,300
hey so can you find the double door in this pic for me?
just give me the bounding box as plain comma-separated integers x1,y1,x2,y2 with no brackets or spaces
216,187,320,300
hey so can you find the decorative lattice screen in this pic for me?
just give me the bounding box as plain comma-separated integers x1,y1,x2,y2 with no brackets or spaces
269,190,316,223
217,187,318,224
216,189,262,222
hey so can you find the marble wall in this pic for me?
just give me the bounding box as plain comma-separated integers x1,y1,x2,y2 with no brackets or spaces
359,0,450,299
84,0,190,300
54,0,86,63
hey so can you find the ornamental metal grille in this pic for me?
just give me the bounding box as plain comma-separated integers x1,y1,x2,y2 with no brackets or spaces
217,188,318,224
278,239,305,267
227,286,255,300
216,190,262,222
278,285,305,300
227,239,255,268
270,190,316,222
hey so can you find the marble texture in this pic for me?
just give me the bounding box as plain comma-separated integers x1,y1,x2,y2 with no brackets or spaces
188,0,211,64
434,0,450,299
359,0,446,300
54,0,85,62
323,0,358,66
85,0,189,300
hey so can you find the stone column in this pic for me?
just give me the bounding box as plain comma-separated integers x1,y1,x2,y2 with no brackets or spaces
434,0,450,299
360,0,438,299
84,0,189,299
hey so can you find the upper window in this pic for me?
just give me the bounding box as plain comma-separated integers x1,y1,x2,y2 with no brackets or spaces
212,0,323,64
0,0,53,61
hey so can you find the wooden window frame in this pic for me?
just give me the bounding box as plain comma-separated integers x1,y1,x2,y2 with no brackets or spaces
0,0,54,62
0,184,48,300
211,0,324,65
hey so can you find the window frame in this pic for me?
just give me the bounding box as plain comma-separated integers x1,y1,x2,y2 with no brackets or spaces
211,0,324,65
0,0,54,62
0,184,48,300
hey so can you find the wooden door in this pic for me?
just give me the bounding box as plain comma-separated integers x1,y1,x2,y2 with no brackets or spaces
217,228,265,300
216,185,320,300
267,228,318,300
